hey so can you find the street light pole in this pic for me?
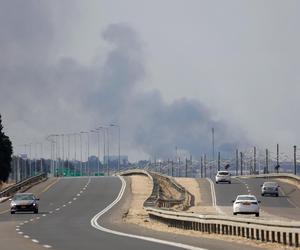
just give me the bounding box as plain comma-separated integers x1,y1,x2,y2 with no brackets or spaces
110,124,120,173
98,126,109,176
80,132,83,176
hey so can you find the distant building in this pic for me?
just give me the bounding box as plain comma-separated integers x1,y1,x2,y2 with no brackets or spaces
103,155,128,165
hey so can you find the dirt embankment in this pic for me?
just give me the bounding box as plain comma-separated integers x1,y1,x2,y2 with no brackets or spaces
123,175,152,225
175,178,217,214
156,176,182,200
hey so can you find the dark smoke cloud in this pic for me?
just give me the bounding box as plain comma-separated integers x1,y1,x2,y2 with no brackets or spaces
0,2,247,160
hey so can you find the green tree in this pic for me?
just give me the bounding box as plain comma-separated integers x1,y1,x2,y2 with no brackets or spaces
0,114,13,183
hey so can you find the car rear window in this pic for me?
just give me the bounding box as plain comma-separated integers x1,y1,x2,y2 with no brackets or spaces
218,172,229,176
236,196,256,201
263,182,277,187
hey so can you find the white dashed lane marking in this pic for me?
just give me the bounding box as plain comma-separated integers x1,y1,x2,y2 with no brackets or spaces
43,245,52,248
17,177,91,249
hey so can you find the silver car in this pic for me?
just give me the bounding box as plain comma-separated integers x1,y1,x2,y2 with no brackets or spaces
261,182,279,197
10,193,39,214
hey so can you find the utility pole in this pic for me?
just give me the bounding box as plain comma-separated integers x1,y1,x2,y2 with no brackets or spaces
240,152,243,176
171,160,174,177
236,149,239,176
254,146,256,175
294,145,297,175
80,132,83,176
40,143,43,174
62,134,65,176
276,143,280,173
185,158,188,177
178,157,181,177
204,154,207,178
217,152,220,171
212,128,215,174
265,149,269,174
67,134,70,173
200,156,203,178
277,144,279,167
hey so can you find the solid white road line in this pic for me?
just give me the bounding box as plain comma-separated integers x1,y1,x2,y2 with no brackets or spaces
206,178,224,215
91,176,208,250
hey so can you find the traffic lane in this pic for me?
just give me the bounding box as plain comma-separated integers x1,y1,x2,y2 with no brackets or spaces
0,221,45,250
240,177,300,220
0,177,88,222
103,177,263,250
0,178,58,214
276,179,300,207
22,177,263,250
0,178,67,250
21,177,180,250
213,177,248,206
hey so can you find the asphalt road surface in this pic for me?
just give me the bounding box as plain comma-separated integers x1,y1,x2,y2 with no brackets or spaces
0,176,264,250
207,176,300,220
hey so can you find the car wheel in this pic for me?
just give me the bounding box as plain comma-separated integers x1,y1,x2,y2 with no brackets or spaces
255,213,259,217
276,193,279,197
233,212,237,215
34,209,38,214
261,193,264,196
228,181,231,184
216,181,218,184
10,211,15,214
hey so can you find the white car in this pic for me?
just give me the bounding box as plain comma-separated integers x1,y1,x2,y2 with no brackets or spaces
215,171,231,184
233,195,260,217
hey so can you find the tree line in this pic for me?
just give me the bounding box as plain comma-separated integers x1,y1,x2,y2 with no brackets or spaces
0,114,13,184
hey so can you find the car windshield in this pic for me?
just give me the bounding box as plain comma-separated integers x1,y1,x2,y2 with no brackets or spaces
13,194,35,201
263,182,277,187
218,172,229,176
236,196,256,201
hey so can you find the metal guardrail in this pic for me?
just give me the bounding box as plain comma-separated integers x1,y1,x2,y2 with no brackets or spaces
121,170,300,247
145,207,300,247
0,173,47,198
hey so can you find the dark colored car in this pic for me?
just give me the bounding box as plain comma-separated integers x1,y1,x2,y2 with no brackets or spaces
261,182,280,197
10,193,39,214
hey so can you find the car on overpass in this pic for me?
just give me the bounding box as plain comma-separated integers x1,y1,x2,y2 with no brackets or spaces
261,182,280,197
233,195,260,217
215,170,231,184
10,193,39,214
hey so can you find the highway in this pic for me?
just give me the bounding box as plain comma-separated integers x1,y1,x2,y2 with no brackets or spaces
0,176,264,250
203,176,300,221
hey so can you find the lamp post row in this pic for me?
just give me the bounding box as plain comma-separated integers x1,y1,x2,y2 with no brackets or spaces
14,124,121,179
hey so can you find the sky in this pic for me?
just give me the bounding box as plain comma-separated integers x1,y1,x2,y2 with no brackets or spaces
0,1,299,162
